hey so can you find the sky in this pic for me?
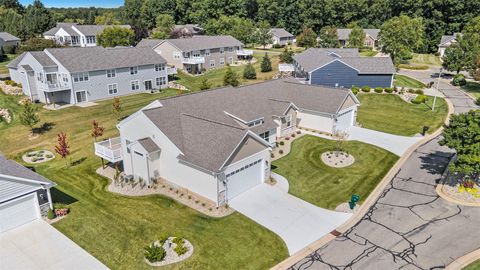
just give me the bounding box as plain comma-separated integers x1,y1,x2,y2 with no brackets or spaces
19,0,123,8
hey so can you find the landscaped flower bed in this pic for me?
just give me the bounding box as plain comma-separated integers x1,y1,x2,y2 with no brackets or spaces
22,150,55,164
144,236,194,267
321,151,355,168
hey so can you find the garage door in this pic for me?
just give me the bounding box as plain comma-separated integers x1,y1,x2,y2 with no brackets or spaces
335,109,355,133
226,158,263,200
0,194,39,233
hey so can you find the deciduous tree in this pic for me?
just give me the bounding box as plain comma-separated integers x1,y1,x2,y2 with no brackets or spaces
151,14,175,39
97,26,135,47
90,120,104,142
317,26,339,48
19,102,39,134
55,132,71,167
296,27,317,48
253,20,273,49
112,97,122,118
348,25,365,48
95,11,120,25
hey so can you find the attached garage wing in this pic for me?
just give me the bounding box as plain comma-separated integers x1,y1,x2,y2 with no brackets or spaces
335,109,355,133
0,194,39,233
226,158,264,200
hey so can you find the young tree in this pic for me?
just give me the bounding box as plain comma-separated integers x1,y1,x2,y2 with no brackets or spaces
90,119,104,142
151,14,175,39
296,27,317,48
317,26,340,48
97,26,135,47
243,63,257,79
348,26,365,48
279,47,294,63
260,53,272,72
223,66,240,87
378,15,425,64
439,110,480,177
19,102,39,134
254,20,273,49
55,132,71,167
112,97,122,118
199,77,211,90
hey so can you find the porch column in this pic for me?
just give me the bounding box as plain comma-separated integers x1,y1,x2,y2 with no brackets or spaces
46,187,53,209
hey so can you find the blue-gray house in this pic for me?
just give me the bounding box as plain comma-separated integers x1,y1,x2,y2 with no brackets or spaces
293,48,395,89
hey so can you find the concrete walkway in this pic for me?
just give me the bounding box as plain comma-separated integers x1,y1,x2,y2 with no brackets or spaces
0,220,108,270
230,184,351,255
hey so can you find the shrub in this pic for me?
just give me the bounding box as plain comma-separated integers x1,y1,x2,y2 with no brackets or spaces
279,150,284,154
158,233,169,244
414,89,424,95
223,66,239,87
374,87,383,93
47,208,55,219
384,87,393,94
174,243,188,256
144,243,166,263
476,97,480,106
361,86,371,92
398,64,429,70
411,94,428,104
199,78,211,90
351,86,359,95
243,63,257,79
172,237,184,245
452,74,466,86
271,153,274,158
3,44,16,54
279,141,285,145
5,80,14,85
272,43,283,48
296,130,301,134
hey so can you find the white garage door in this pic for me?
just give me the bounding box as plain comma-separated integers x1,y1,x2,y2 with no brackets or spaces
226,159,263,200
335,109,355,133
0,194,39,233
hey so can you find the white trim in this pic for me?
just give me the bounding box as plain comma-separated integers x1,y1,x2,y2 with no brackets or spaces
223,111,248,124
219,131,272,170
281,103,299,116
107,83,118,95
130,80,140,91
75,90,88,103
334,92,360,115
0,174,55,187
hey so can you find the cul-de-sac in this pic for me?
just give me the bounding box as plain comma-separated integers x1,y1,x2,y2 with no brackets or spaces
0,0,479,269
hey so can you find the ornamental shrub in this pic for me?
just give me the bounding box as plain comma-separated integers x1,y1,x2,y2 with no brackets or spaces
351,86,359,95
384,87,393,93
411,94,428,104
174,243,188,256
144,243,166,263
414,89,424,95
260,53,272,72
452,74,466,86
243,63,257,79
374,87,383,93
158,233,169,244
361,86,371,92
47,208,55,219
172,237,184,245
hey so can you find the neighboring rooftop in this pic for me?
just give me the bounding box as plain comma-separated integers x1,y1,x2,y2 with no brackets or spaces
270,28,294,38
173,24,204,35
140,78,354,172
337,28,380,40
293,48,395,74
439,33,462,46
43,23,130,37
137,35,243,52
0,32,20,42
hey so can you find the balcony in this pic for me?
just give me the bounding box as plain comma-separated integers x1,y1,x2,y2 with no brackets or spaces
236,49,253,56
182,56,205,64
94,137,123,163
43,82,71,92
167,67,177,75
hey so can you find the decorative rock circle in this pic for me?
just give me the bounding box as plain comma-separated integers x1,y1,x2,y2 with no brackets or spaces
22,150,55,164
321,151,355,168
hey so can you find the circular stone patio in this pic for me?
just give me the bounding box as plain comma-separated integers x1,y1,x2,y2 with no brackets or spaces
321,151,355,168
22,150,55,164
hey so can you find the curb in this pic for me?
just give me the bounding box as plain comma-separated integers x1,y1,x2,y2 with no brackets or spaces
271,94,454,270
436,184,480,207
445,249,480,270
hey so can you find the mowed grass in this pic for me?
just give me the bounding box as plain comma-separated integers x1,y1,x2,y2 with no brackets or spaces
393,74,426,89
462,81,480,98
359,50,378,57
357,94,448,136
464,260,480,270
177,53,280,91
272,135,398,209
0,90,288,269
409,53,442,66
0,54,18,75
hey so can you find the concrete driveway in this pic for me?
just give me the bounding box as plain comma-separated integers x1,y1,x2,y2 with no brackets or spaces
230,184,351,255
0,219,108,270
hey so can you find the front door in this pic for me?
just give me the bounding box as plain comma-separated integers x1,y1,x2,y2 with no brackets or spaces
144,80,153,90
75,91,87,103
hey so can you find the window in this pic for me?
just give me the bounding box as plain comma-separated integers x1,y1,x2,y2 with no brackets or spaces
62,73,68,83
131,80,139,91
134,151,143,157
130,66,138,75
248,119,264,127
155,64,165,71
220,47,224,54
106,69,116,78
227,47,233,52
286,115,292,127
108,83,118,95
205,49,210,56
259,131,270,142
173,51,181,59
219,58,225,65
210,60,215,67
193,50,201,57
86,36,96,44
73,72,89,82
36,72,43,82
228,57,234,64
156,77,166,86
126,139,132,153
226,159,262,177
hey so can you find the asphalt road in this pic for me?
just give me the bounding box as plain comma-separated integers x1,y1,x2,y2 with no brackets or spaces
290,69,480,270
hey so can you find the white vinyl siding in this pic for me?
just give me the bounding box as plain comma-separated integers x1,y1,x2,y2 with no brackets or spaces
130,80,139,91
72,72,89,82
155,64,165,71
130,66,138,75
220,58,225,65
108,83,118,95
106,69,116,78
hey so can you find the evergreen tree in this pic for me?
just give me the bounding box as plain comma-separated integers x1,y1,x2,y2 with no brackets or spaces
199,78,211,90
19,102,39,134
24,0,54,38
279,47,294,63
260,53,272,72
243,63,257,79
223,66,240,87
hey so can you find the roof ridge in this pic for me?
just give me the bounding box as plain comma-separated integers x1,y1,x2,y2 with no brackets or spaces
181,113,245,131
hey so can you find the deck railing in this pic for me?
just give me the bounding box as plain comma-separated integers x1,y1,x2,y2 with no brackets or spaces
94,137,123,163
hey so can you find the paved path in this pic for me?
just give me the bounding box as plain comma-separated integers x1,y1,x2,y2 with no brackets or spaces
0,220,108,270
230,184,351,255
289,69,480,269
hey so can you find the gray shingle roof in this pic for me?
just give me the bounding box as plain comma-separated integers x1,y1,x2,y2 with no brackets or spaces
270,28,294,38
174,24,204,35
136,39,163,49
43,27,59,36
0,32,20,42
138,137,160,154
293,48,394,74
439,33,462,46
337,28,380,40
74,25,131,36
30,51,58,67
6,52,26,69
142,79,353,171
45,46,166,73
0,155,55,185
159,35,243,52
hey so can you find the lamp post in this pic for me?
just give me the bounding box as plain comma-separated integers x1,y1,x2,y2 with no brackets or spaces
432,68,443,111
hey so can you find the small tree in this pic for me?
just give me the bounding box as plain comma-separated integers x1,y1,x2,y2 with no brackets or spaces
261,53,272,72
254,20,273,49
55,132,71,167
296,27,317,48
279,47,294,63
243,63,257,79
223,66,239,87
199,78,211,90
19,102,39,134
91,120,105,142
348,25,365,48
442,42,466,74
112,97,122,118
318,26,340,48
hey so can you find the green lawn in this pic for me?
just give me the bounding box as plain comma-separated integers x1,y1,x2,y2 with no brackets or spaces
357,94,448,136
464,260,480,270
176,53,280,91
462,81,480,98
393,74,426,89
0,91,288,269
409,53,442,66
359,50,378,57
0,54,18,75
272,135,398,209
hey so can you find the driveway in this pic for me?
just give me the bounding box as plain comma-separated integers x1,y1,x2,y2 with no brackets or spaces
230,183,351,255
0,219,108,270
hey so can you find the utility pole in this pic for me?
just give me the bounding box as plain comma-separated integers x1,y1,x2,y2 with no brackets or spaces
432,68,442,111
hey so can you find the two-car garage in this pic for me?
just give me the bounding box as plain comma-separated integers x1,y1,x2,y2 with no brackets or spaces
225,158,264,200
0,194,40,233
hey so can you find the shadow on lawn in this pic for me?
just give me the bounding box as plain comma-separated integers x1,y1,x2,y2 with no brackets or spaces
71,157,87,167
51,187,78,205
32,122,55,135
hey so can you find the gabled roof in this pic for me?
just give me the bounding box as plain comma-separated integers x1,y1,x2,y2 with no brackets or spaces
154,35,243,52
6,52,26,69
140,79,354,172
8,51,58,69
0,32,20,42
174,24,204,34
270,28,294,38
136,39,163,49
0,155,54,185
337,28,380,40
439,33,462,46
43,23,130,37
293,48,395,74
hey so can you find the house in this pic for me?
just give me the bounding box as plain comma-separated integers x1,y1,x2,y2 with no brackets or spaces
438,33,462,57
94,79,359,206
136,35,253,74
270,28,295,46
172,24,204,36
7,46,173,105
0,155,55,232
43,22,131,47
0,32,21,48
293,48,395,88
337,28,380,49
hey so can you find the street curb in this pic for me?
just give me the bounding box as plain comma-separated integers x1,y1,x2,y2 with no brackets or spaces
445,249,480,270
271,95,454,270
436,184,480,207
